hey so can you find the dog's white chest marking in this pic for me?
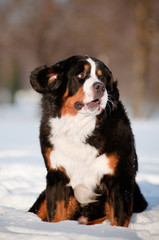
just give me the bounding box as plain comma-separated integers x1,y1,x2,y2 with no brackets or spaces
49,114,113,204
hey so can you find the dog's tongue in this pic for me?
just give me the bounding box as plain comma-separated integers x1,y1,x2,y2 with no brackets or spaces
74,99,100,111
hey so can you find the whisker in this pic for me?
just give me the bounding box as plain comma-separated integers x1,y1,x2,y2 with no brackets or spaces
106,94,117,113
108,97,115,107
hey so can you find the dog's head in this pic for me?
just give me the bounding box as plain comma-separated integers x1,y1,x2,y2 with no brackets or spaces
30,56,119,117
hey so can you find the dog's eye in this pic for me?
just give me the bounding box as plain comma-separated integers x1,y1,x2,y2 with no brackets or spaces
77,72,86,79
98,75,106,84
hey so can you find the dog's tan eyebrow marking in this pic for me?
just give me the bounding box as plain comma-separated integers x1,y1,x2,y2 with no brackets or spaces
97,69,102,76
84,64,89,70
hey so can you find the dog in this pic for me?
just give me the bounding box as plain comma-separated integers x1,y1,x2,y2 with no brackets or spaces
29,55,147,227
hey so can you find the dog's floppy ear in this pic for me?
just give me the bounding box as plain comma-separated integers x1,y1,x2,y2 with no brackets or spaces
30,63,64,94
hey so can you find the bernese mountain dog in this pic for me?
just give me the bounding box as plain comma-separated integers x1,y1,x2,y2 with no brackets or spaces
29,55,147,227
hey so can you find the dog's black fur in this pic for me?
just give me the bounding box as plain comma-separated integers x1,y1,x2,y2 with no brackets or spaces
29,56,147,226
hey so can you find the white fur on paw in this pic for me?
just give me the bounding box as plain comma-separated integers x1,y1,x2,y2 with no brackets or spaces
78,216,88,225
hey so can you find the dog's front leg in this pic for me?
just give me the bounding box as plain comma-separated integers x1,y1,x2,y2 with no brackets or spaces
107,188,133,227
99,175,134,227
46,170,79,222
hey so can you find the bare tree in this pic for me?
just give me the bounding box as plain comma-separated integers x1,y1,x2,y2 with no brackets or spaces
0,0,158,117
132,0,153,117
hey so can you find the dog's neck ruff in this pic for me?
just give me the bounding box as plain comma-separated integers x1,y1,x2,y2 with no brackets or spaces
49,113,96,147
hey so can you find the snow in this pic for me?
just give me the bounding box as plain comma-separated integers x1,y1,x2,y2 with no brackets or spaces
0,102,159,240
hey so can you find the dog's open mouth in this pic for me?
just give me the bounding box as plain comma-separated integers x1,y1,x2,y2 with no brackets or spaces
86,98,101,111
74,98,102,112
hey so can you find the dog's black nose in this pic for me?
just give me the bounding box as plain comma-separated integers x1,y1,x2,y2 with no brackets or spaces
92,82,105,98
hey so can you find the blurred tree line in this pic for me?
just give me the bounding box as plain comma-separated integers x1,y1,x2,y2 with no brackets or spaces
0,0,158,117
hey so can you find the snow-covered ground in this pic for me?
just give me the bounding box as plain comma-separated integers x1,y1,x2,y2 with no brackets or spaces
0,101,159,240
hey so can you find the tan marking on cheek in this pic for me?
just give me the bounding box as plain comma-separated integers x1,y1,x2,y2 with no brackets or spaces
37,199,48,221
107,153,119,174
97,69,102,76
61,87,85,116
